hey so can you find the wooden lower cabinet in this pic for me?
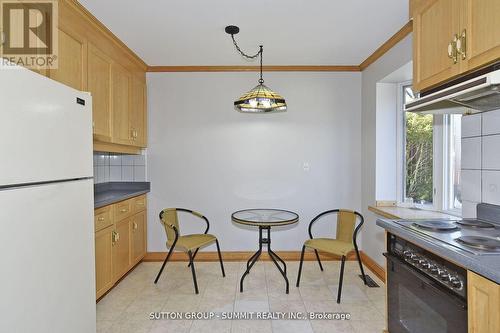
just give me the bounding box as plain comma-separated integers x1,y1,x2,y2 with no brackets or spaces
94,194,147,299
95,225,114,299
131,211,147,265
468,271,500,333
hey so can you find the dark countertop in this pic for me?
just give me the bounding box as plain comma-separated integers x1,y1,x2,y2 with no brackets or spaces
377,218,500,284
94,182,150,209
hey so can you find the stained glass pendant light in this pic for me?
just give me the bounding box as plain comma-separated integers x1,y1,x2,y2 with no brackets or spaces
225,25,287,113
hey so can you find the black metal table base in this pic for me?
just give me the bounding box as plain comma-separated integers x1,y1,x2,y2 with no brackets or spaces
240,226,289,294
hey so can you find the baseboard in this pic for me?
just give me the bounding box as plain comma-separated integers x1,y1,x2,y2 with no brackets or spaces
360,252,386,282
143,250,358,262
142,250,386,282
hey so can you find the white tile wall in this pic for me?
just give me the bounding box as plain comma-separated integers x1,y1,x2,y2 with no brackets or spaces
461,137,482,170
482,135,500,169
461,169,481,202
461,113,481,138
461,109,500,211
93,152,147,183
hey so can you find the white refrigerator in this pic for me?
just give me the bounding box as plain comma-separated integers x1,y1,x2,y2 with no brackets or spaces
0,66,96,333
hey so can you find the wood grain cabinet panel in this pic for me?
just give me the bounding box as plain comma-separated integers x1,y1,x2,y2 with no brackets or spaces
95,225,113,299
462,0,500,72
111,64,133,146
130,77,147,147
112,217,131,281
49,27,87,90
88,43,113,142
130,211,146,265
468,271,500,333
412,0,461,91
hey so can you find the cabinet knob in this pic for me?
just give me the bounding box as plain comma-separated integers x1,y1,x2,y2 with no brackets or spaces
120,208,127,213
98,217,105,222
133,222,138,230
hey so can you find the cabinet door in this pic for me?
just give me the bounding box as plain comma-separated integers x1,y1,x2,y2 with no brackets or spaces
130,76,147,147
462,0,500,72
88,44,112,142
413,0,461,92
468,271,500,333
111,64,132,145
95,225,113,299
130,211,146,264
49,27,87,90
112,217,131,281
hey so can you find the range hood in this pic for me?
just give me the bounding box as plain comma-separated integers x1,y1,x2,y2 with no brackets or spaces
405,68,500,114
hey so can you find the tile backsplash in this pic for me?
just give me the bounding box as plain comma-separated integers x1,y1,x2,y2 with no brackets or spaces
93,152,146,183
461,109,500,217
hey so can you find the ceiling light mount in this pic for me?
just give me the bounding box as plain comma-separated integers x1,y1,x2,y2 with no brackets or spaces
225,25,287,113
224,25,240,35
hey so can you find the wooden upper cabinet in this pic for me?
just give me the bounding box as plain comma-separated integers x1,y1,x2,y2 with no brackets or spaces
412,0,461,92
49,27,87,90
468,271,500,333
111,63,132,146
88,44,113,142
462,0,500,72
130,76,147,147
412,0,500,92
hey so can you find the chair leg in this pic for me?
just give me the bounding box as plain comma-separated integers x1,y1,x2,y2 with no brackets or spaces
154,245,175,284
355,246,367,285
187,248,199,267
188,250,199,294
337,255,346,304
296,245,306,287
215,239,225,277
314,249,324,271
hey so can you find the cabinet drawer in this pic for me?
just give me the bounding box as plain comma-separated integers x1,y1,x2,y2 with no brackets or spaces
114,200,133,221
133,195,147,213
94,206,112,232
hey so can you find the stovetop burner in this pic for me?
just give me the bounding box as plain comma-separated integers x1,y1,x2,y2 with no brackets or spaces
456,219,496,229
412,220,460,231
455,236,500,251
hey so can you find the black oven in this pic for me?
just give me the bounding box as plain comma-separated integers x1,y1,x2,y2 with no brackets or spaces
385,233,467,333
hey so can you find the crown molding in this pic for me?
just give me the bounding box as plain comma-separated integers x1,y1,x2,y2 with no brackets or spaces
147,65,361,72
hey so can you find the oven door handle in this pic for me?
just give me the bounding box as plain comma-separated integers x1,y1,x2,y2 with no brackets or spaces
383,253,467,309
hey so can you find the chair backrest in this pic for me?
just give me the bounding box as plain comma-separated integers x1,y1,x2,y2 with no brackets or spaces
336,210,357,243
309,209,364,245
159,208,180,244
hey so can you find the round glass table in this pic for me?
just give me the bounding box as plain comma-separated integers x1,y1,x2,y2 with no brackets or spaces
232,209,299,294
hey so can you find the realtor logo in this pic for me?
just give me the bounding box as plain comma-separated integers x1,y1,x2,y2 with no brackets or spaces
0,0,58,69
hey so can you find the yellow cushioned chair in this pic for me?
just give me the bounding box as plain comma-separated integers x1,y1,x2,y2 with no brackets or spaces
153,208,225,294
296,209,367,303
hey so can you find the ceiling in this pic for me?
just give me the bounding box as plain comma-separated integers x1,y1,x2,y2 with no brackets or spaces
79,0,409,66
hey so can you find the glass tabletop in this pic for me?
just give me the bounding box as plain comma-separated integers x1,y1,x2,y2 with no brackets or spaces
232,209,299,226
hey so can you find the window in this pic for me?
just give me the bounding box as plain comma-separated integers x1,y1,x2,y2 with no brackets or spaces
398,84,462,215
444,114,462,213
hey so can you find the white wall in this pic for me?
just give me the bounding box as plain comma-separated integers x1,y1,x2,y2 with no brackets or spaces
375,83,398,201
147,72,362,252
361,35,413,265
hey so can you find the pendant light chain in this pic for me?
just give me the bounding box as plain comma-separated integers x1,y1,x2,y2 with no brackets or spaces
230,34,264,84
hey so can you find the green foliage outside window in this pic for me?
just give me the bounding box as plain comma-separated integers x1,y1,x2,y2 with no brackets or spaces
405,113,433,204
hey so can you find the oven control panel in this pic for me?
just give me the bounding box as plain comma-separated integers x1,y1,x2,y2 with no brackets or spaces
389,234,467,299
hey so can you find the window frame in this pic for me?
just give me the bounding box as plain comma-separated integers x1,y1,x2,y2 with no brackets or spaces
397,83,461,216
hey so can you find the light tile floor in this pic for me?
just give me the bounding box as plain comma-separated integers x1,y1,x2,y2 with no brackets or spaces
97,260,386,333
